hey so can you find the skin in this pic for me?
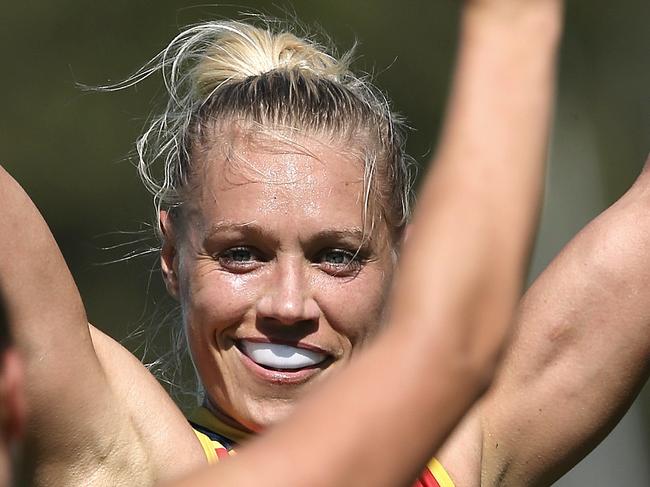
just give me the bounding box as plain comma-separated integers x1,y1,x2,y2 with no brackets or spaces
1,1,647,486
0,347,24,487
475,156,650,486
161,131,395,431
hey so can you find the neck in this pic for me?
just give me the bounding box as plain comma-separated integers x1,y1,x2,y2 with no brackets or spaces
202,396,259,435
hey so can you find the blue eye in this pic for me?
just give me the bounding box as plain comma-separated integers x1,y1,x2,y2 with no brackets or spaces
217,247,263,272
321,249,354,265
317,249,364,275
224,248,254,262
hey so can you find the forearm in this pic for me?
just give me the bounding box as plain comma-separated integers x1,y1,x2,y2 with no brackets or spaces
393,0,563,384
434,0,561,235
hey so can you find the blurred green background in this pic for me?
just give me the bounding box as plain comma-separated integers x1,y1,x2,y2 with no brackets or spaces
1,1,648,484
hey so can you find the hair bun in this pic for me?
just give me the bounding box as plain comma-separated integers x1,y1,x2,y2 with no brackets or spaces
195,23,350,97
97,17,414,246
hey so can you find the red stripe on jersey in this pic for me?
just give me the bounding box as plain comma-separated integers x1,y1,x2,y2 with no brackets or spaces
413,467,441,487
215,447,230,459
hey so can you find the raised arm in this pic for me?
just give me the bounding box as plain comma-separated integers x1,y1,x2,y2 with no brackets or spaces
0,168,106,463
479,155,650,486
166,2,563,486
0,168,200,485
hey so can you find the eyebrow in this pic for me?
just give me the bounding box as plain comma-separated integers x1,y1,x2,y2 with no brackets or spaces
309,228,367,244
204,221,268,241
206,221,263,235
204,222,370,246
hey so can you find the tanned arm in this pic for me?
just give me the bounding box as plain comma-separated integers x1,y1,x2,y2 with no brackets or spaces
0,168,202,486
479,155,650,486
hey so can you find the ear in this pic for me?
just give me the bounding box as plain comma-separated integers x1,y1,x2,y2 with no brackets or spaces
160,210,181,300
0,348,25,443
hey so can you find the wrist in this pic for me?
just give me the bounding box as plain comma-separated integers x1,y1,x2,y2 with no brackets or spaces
462,0,564,46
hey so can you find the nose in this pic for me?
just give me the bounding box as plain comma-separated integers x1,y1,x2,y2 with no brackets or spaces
256,258,320,325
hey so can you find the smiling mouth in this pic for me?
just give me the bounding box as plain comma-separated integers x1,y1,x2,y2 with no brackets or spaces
237,340,329,372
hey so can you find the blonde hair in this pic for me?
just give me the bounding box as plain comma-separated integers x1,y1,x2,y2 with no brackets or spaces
101,19,415,239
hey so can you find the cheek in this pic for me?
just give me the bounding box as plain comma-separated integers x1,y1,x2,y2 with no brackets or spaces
317,267,393,348
179,259,258,335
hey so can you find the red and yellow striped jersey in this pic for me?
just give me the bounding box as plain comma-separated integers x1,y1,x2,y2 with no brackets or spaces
189,407,455,487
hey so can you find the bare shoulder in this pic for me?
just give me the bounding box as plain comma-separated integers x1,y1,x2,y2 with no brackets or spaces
25,326,205,486
89,325,207,482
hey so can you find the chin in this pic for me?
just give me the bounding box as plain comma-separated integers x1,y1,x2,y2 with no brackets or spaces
243,397,298,432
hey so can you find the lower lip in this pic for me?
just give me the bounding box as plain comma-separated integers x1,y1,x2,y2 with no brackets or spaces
235,344,327,385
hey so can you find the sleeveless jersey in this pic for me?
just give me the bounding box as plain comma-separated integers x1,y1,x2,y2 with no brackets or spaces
189,407,455,487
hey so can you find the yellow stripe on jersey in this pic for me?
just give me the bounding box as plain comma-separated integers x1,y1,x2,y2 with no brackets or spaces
192,428,219,463
189,406,455,487
189,407,250,444
427,458,455,487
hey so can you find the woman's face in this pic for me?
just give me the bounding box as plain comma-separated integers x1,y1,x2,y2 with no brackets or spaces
162,131,396,432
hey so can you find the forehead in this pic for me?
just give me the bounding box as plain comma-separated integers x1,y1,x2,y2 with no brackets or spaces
188,129,367,232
